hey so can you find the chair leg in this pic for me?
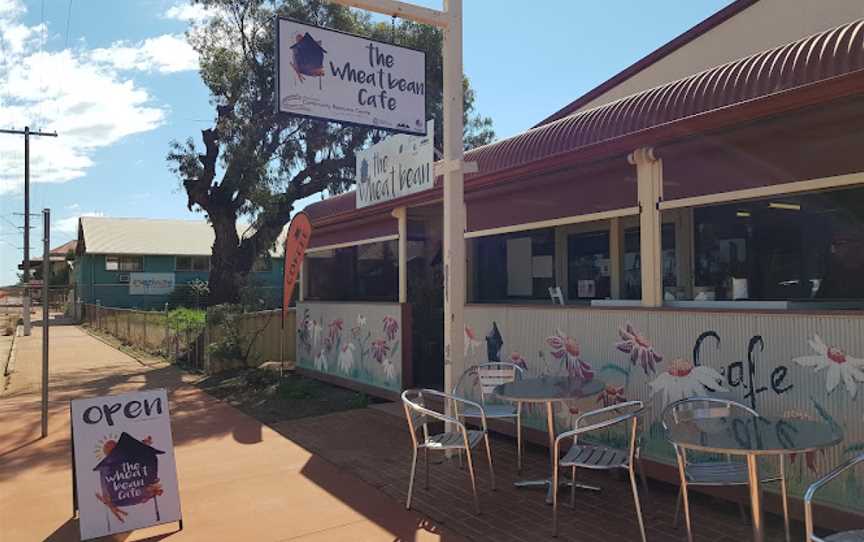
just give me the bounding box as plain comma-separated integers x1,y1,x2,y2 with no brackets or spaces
779,455,790,542
406,448,418,510
483,432,496,491
552,458,560,536
516,404,523,474
570,466,576,508
464,446,480,514
675,450,694,542
424,447,430,490
628,466,648,542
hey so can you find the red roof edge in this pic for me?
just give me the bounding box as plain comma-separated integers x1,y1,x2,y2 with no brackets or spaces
532,0,758,128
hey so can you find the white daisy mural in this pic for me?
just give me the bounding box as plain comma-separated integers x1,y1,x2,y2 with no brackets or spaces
337,342,356,374
382,355,397,383
794,335,864,398
649,358,726,407
314,349,328,372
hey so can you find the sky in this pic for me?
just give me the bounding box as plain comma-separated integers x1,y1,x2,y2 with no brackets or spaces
0,0,733,285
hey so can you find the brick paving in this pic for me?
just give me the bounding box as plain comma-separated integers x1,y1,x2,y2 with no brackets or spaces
275,407,797,542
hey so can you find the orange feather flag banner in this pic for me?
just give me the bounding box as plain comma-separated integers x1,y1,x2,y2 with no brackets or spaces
282,212,312,320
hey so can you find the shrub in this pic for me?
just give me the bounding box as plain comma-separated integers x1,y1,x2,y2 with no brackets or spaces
243,368,279,389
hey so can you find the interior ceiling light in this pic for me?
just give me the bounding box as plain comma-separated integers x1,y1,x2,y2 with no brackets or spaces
768,202,801,211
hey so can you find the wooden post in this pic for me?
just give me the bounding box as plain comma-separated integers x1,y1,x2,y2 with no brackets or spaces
629,147,664,307
392,206,408,303
609,217,622,299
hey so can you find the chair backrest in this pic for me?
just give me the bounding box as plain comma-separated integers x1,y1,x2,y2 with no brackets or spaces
454,362,524,402
401,389,462,447
562,401,645,464
804,452,864,541
661,396,758,431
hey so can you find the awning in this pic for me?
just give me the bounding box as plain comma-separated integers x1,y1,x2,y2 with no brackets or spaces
304,19,864,232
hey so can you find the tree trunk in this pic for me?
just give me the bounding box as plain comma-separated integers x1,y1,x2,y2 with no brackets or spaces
208,210,250,305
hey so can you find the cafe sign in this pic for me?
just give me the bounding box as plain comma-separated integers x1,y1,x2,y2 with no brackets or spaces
276,18,427,135
356,120,434,209
71,389,182,540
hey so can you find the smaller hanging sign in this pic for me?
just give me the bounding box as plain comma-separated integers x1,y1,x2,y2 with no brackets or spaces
282,212,312,319
355,119,434,209
71,389,182,540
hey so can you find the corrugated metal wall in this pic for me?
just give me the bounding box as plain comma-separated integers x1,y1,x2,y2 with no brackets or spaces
464,305,864,513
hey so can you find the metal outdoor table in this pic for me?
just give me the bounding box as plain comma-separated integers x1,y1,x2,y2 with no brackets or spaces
494,375,605,503
666,415,842,542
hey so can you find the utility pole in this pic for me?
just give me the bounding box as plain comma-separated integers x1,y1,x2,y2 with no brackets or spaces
41,208,50,438
0,127,59,336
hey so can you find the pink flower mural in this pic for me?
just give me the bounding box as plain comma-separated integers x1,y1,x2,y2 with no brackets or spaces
510,352,528,371
616,322,663,375
465,325,482,358
546,329,594,381
597,384,627,407
371,339,390,363
794,335,864,398
327,319,343,344
382,315,399,341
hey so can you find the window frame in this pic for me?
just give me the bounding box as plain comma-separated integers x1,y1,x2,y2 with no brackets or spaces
104,255,143,272
175,255,210,272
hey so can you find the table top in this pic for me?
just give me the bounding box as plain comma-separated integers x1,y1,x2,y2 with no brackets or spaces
493,376,605,404
666,415,842,456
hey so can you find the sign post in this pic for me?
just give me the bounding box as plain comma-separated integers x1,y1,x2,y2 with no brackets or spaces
320,0,468,423
281,212,312,372
41,208,49,438
70,389,182,540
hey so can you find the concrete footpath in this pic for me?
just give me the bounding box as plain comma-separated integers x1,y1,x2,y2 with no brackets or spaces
0,325,457,542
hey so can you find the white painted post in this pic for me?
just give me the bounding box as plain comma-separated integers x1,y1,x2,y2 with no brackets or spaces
630,147,664,307
442,0,465,402
392,206,408,303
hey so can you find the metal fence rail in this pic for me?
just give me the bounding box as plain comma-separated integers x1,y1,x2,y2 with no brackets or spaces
82,304,296,373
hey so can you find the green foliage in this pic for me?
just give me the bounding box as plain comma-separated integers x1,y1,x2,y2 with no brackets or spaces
348,392,369,409
167,279,211,309
277,377,316,400
166,307,206,334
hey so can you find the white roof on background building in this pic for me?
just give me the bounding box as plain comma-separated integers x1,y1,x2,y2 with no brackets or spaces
79,217,286,257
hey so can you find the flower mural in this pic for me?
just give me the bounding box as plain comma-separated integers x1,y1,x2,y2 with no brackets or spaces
382,356,397,383
371,339,390,364
383,315,399,341
338,343,356,374
794,335,864,398
597,384,627,407
510,352,528,371
546,329,594,381
465,325,482,359
648,358,726,407
616,322,663,375
327,319,344,344
314,349,328,372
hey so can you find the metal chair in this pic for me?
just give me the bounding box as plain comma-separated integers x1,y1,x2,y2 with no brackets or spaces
805,452,864,542
662,397,790,542
552,401,647,540
401,389,495,514
453,362,526,471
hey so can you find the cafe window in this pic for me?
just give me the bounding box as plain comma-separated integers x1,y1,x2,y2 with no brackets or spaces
176,256,210,272
105,255,143,272
689,186,864,302
306,240,398,302
622,224,677,300
470,228,555,302
567,230,610,300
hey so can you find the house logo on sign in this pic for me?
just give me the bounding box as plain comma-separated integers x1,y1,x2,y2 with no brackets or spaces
290,32,326,89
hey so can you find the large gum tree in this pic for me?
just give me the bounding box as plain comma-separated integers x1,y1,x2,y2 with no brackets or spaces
169,0,494,305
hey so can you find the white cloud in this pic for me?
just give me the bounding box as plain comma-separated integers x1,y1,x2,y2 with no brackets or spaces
0,4,200,195
164,3,213,24
90,34,199,74
55,211,103,235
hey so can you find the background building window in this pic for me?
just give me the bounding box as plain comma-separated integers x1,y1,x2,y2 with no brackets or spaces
567,230,610,300
306,240,398,302
105,255,143,272
622,224,677,300
691,187,864,302
176,256,210,272
470,228,555,303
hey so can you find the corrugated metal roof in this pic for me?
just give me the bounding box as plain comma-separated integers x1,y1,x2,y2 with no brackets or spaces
305,18,864,224
80,217,285,257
